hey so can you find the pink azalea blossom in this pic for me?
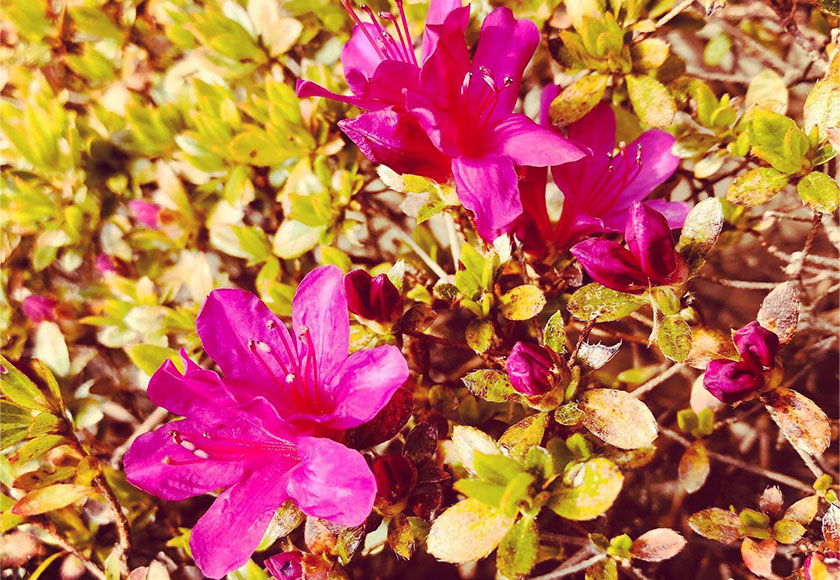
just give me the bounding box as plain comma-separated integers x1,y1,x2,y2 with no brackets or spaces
128,200,161,229
571,202,688,294
124,266,409,578
22,295,57,323
704,321,779,404
518,97,687,256
95,254,118,274
506,342,554,395
298,0,584,240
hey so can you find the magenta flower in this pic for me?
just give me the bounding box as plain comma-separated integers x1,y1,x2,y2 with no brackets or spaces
345,269,403,324
571,202,688,293
298,0,584,240
22,295,57,323
265,552,303,580
124,266,409,578
128,200,161,229
704,321,779,404
95,254,118,274
507,342,554,395
518,99,687,256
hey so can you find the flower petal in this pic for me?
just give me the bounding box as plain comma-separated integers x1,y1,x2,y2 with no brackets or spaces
703,358,764,404
292,265,349,383
324,345,409,429
625,202,682,284
469,7,539,120
285,437,376,527
733,321,779,368
338,109,451,182
124,414,249,502
196,289,297,388
567,102,616,165
341,23,386,93
616,129,680,203
570,238,649,293
643,199,690,228
146,352,235,417
452,154,522,241
190,464,293,578
490,114,585,167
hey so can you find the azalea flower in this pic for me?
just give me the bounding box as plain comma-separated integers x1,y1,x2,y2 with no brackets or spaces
22,295,57,323
517,97,687,256
570,202,688,293
297,0,583,240
506,342,554,395
128,199,161,230
704,321,779,404
124,266,409,578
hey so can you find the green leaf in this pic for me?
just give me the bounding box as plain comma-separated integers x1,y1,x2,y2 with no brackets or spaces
0,355,51,412
678,440,710,493
773,519,806,544
626,74,676,127
11,484,92,516
688,508,743,543
462,370,518,403
126,345,183,376
272,219,325,260
549,458,624,520
13,435,66,463
452,426,500,475
499,413,548,463
703,33,731,67
549,74,609,126
544,311,567,354
465,319,494,354
473,452,523,486
567,283,647,322
657,317,692,362
748,110,810,174
497,517,539,578
585,558,618,580
764,387,831,456
745,69,788,114
676,197,724,264
426,498,515,563
32,322,69,377
804,75,840,138
727,168,790,207
578,389,658,449
632,38,671,72
500,285,546,321
797,172,840,213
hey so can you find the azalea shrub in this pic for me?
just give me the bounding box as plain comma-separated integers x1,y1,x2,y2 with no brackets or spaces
1,0,839,579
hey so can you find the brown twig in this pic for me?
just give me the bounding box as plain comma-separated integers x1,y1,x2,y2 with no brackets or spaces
632,363,685,398
30,519,107,580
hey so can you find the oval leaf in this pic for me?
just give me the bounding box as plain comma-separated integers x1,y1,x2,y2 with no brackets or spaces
426,498,514,563
12,484,92,516
500,285,546,321
678,439,710,493
549,458,624,521
568,284,646,323
764,387,830,456
579,389,658,450
631,528,687,562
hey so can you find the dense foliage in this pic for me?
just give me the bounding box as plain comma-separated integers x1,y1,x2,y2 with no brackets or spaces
1,0,839,579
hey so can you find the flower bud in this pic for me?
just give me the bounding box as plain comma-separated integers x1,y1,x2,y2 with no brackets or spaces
345,270,403,324
22,295,57,323
569,238,649,293
128,200,161,229
625,202,687,286
733,321,779,368
372,455,417,512
703,357,764,404
265,552,303,580
507,342,555,395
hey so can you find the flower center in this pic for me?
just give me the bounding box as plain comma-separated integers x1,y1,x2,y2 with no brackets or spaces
246,320,329,416
342,0,418,67
459,66,514,150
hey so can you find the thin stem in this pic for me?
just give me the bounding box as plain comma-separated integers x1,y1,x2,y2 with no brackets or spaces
661,428,813,493
444,212,461,274
110,407,169,468
698,276,780,290
632,363,684,398
531,552,607,580
31,520,107,580
392,228,449,280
